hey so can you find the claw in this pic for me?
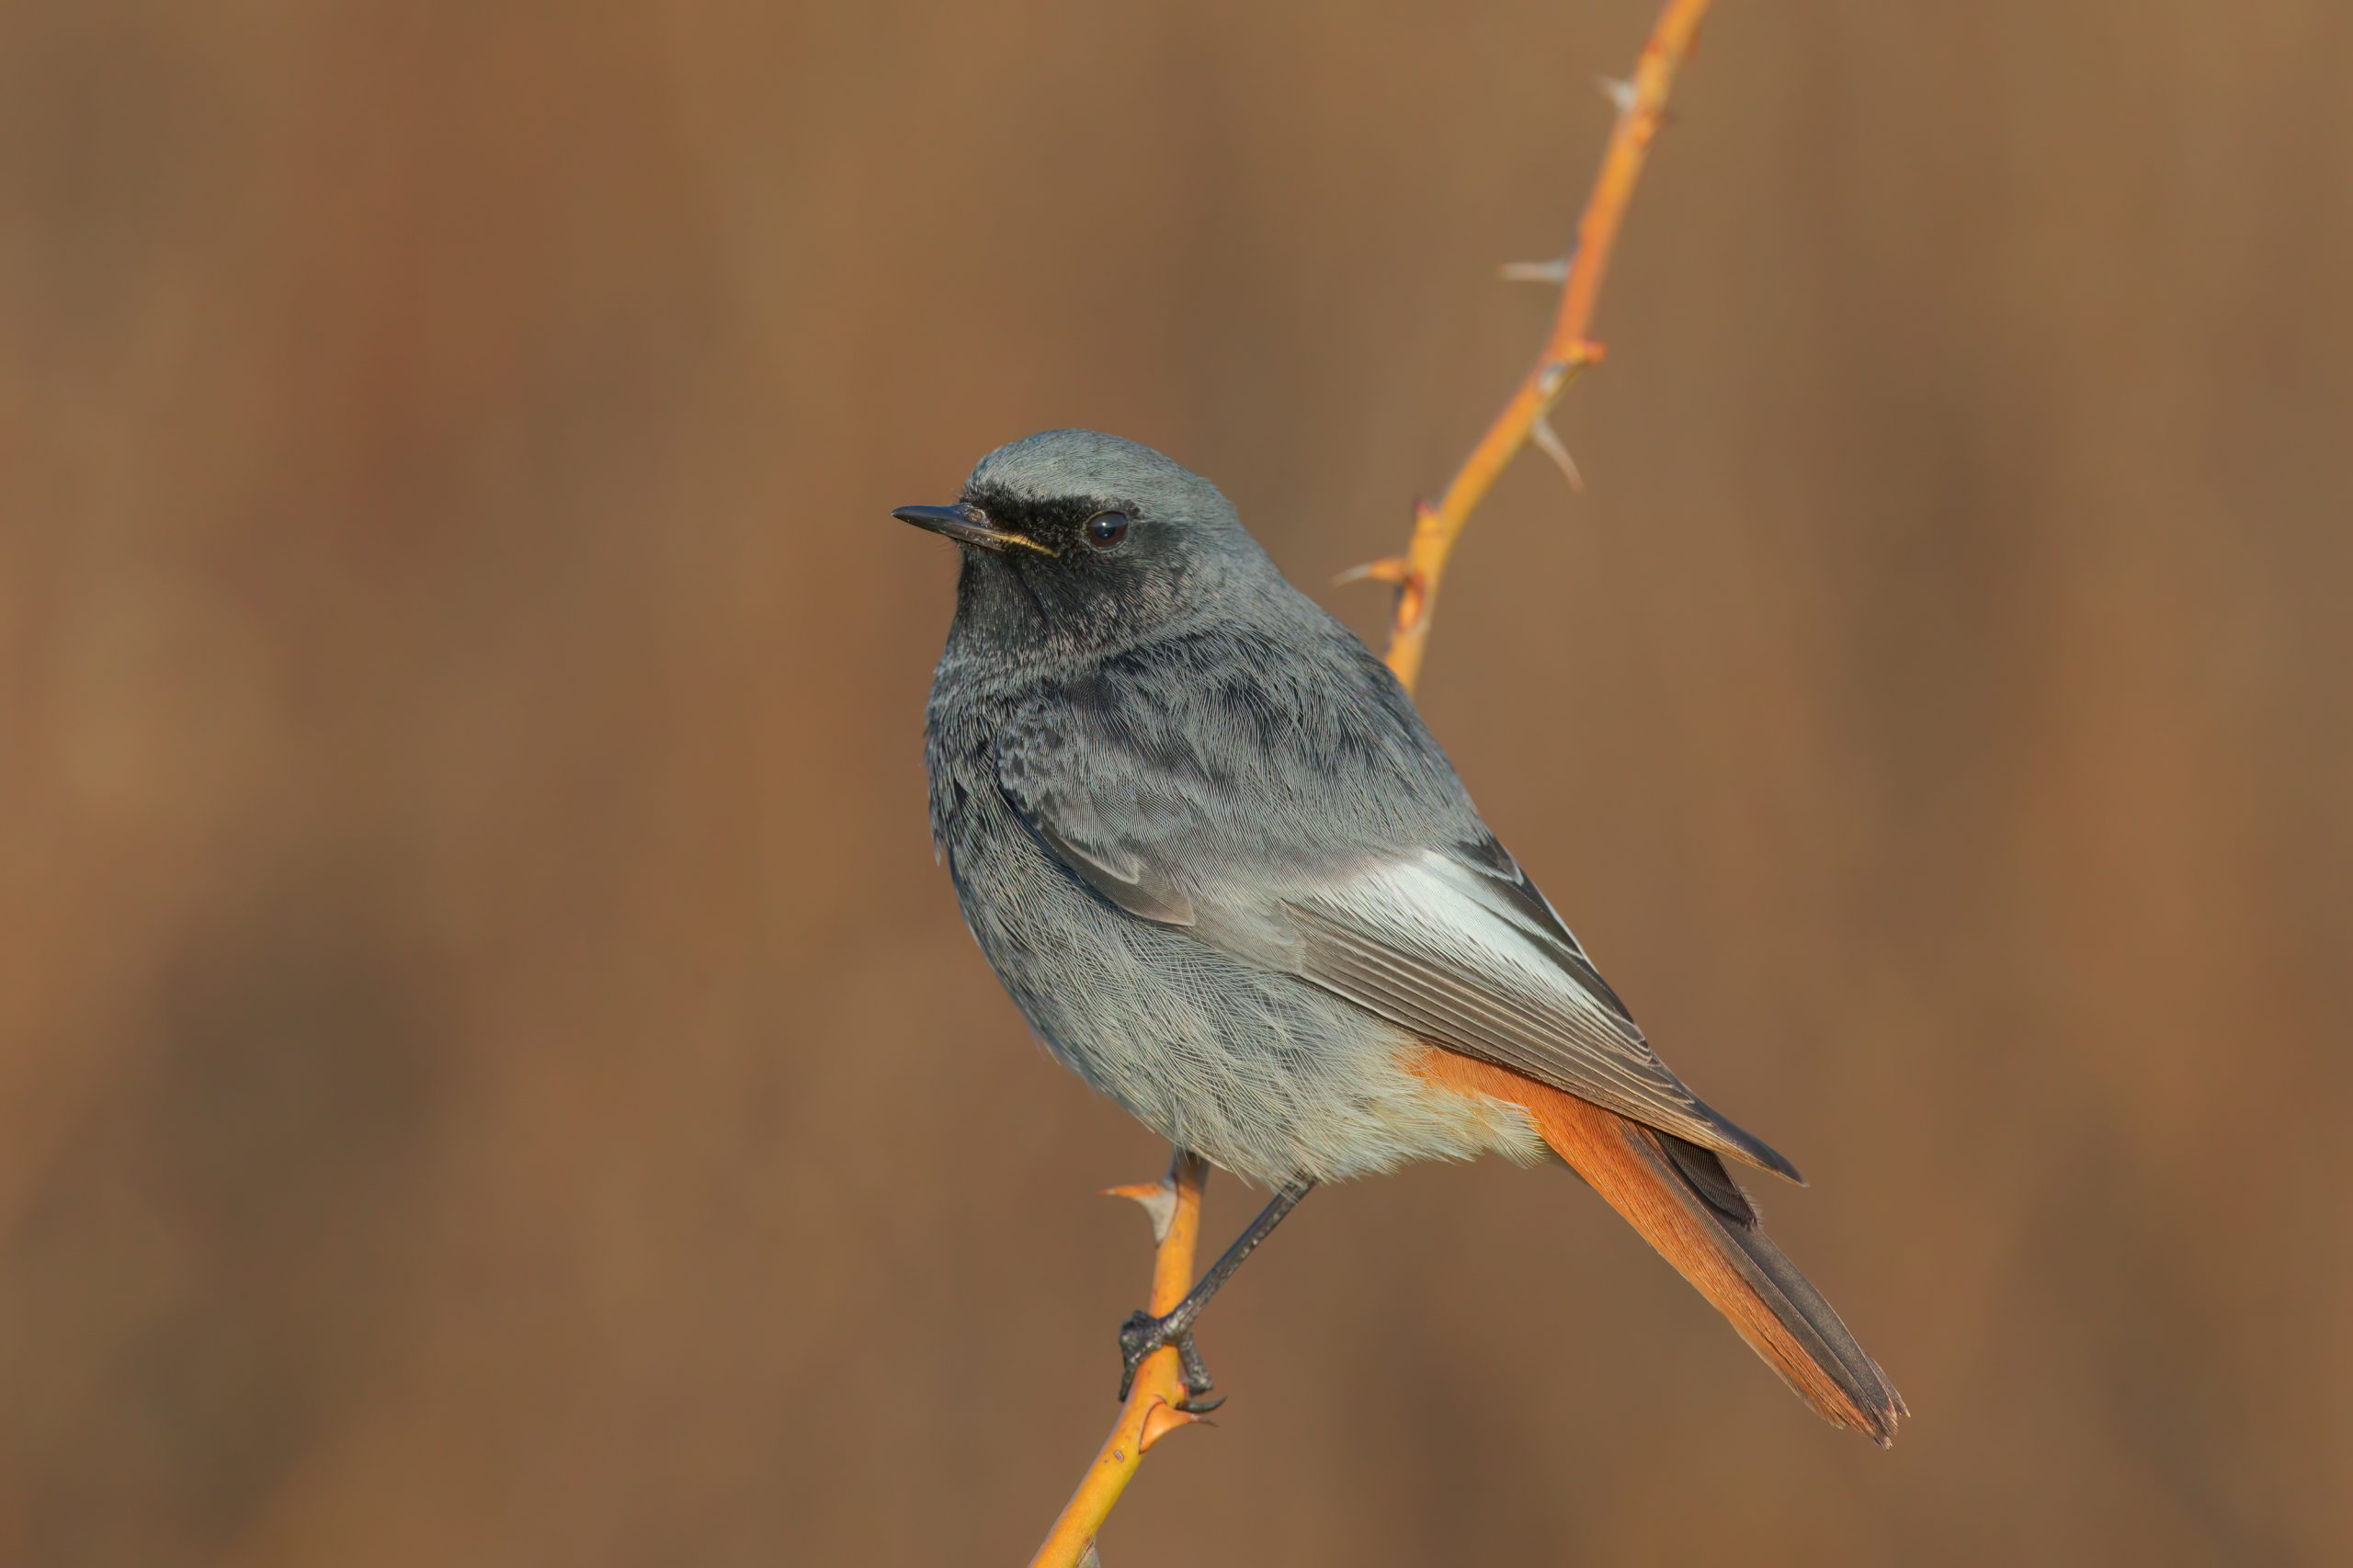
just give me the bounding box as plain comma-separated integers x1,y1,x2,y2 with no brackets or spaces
1116,1308,1217,1404
1116,1309,1161,1402
1174,1328,1213,1396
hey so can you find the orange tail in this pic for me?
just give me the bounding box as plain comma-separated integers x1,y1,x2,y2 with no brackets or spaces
1419,1051,1906,1446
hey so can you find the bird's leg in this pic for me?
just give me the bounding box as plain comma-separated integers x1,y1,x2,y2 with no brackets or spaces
1116,1177,1315,1413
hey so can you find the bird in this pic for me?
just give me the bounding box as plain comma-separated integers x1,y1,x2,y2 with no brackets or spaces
893,428,1904,1445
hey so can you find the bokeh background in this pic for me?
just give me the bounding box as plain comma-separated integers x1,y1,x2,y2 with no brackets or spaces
5,2,2349,1563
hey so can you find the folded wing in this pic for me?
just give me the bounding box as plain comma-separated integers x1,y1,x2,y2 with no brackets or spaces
1275,847,1802,1182
997,722,1801,1183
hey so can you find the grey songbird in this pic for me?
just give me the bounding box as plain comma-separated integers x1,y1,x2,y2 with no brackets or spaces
895,429,1904,1444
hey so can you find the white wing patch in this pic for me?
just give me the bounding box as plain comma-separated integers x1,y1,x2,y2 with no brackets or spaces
1279,850,1795,1177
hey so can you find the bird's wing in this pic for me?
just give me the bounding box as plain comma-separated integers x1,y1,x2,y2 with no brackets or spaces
1267,841,1802,1181
995,716,1800,1182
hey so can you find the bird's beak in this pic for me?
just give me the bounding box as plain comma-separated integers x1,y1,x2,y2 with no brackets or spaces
889,503,1054,555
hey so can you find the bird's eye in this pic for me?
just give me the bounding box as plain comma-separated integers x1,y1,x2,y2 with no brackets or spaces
1084,510,1131,550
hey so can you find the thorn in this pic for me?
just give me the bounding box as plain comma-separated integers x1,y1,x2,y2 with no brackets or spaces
1139,1399,1201,1452
1596,74,1638,115
1336,551,1429,634
1334,555,1412,589
1529,414,1584,492
1497,255,1571,286
1103,1180,1178,1244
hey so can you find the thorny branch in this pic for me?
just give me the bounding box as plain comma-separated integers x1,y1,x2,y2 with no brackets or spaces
1029,4,1717,1562
1028,1152,1208,1568
1347,0,1716,691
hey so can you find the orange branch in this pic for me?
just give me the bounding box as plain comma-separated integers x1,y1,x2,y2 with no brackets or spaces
1031,3,1714,1560
1362,0,1714,694
1029,1151,1209,1568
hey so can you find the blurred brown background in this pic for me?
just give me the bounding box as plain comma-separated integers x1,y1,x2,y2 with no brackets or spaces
4,1,2349,1563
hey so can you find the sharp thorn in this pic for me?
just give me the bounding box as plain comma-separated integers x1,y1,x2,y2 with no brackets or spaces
1334,557,1411,589
1102,1180,1178,1244
1497,256,1572,285
1596,74,1638,115
1529,414,1584,493
1138,1399,1198,1452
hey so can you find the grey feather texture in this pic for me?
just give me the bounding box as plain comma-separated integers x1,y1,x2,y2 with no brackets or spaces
915,429,1797,1187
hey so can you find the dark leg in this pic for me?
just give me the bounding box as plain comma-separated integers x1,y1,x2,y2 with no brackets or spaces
1116,1177,1315,1412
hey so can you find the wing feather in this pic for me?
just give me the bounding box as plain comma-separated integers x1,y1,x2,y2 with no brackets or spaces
986,650,1800,1183
1280,852,1802,1181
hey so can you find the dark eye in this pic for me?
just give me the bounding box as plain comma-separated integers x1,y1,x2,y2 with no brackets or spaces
1084,510,1131,549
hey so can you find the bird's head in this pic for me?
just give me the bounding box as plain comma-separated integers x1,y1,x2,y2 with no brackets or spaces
891,429,1273,656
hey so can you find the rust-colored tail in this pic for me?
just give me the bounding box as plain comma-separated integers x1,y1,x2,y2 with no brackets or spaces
1421,1052,1906,1446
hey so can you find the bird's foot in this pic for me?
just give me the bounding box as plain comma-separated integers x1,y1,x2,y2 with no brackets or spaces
1116,1308,1224,1413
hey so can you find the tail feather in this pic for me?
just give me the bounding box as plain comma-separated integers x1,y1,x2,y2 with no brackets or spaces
1418,1051,1906,1446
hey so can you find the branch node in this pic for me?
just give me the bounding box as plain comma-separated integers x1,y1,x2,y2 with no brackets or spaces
1596,74,1639,114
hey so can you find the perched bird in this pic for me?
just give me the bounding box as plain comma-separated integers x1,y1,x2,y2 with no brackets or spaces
895,429,1904,1444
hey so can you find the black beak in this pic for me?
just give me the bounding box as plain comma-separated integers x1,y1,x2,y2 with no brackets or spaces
889,503,1053,555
